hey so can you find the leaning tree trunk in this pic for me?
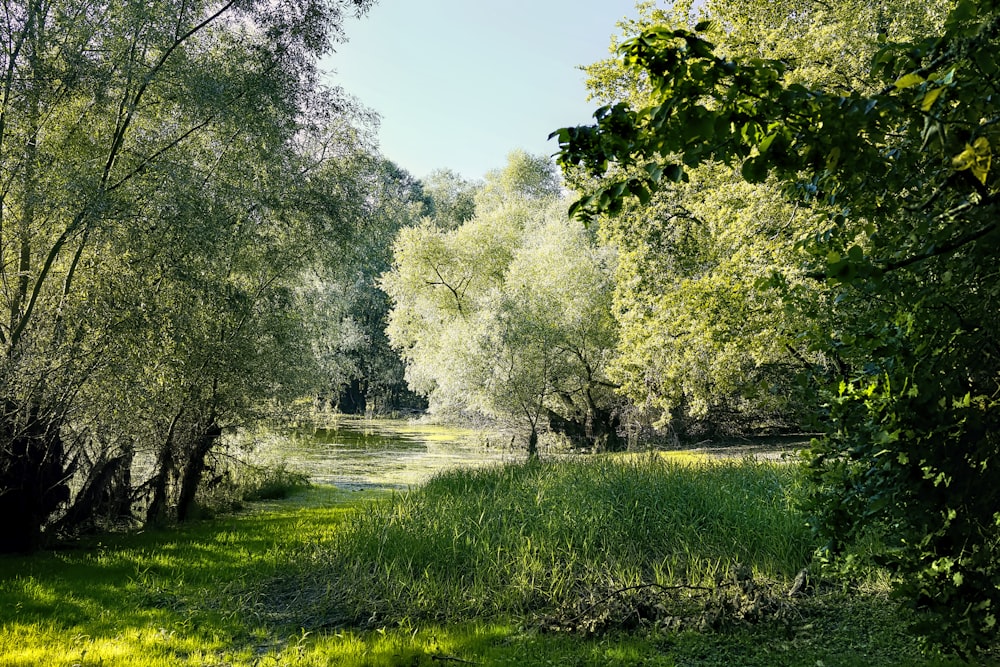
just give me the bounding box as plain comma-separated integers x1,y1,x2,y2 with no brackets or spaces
53,448,133,536
175,420,222,522
146,411,182,525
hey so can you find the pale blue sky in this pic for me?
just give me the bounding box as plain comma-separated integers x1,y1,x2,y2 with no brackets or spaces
322,1,642,181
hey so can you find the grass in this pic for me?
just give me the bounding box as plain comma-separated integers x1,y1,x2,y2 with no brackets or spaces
0,455,986,666
282,454,815,628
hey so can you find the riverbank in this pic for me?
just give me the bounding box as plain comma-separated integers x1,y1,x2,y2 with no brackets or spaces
0,455,982,666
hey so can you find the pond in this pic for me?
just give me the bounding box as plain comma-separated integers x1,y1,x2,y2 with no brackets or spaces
252,420,805,493
259,418,519,491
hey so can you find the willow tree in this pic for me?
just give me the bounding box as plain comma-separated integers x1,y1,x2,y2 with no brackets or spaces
555,0,998,654
299,157,430,416
382,152,620,454
0,0,373,548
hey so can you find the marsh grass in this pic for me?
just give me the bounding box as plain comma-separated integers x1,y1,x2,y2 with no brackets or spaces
262,454,818,631
0,456,980,666
191,460,313,517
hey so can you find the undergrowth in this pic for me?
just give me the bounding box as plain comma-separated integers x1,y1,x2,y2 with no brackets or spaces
0,455,987,666
264,455,817,629
194,459,312,515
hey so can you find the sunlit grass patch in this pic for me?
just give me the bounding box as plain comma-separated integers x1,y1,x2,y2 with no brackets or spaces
618,449,713,465
656,449,711,464
0,485,374,667
0,464,981,666
266,456,817,631
0,620,252,667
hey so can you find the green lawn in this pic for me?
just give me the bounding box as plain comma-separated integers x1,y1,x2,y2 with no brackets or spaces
0,456,985,666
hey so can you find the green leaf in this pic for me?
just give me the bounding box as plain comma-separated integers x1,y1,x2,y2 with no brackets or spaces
894,72,925,89
568,196,592,220
629,180,652,205
826,146,841,170
664,164,685,182
644,163,664,182
758,131,779,153
920,86,943,111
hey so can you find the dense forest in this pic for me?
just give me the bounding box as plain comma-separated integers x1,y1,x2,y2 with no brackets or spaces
0,0,997,655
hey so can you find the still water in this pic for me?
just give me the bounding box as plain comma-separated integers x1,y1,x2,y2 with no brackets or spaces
263,418,516,491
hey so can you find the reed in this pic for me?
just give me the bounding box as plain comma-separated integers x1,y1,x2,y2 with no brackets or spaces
0,457,973,666
278,455,816,628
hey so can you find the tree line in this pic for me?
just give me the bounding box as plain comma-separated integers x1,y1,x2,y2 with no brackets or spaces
0,0,435,551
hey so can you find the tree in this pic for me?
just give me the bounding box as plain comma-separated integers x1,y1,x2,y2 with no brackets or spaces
300,156,429,416
421,168,480,230
554,0,999,653
490,213,620,453
565,0,918,436
0,0,374,547
382,152,620,454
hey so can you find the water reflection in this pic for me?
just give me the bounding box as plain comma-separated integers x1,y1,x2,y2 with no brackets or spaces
266,418,515,490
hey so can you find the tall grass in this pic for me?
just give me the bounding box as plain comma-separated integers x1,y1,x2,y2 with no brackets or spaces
184,460,312,520
276,454,816,627
0,460,976,666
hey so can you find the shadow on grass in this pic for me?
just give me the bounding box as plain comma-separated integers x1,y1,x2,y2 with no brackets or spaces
0,485,363,666
0,475,987,667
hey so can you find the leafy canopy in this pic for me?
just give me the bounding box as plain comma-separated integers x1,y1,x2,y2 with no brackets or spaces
382,152,618,453
555,0,1000,654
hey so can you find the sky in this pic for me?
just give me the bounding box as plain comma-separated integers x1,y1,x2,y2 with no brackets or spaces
321,1,643,182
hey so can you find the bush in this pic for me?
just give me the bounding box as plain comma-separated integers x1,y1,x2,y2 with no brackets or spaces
195,460,311,513
240,463,311,501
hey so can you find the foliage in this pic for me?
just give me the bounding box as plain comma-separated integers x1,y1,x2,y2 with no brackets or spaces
554,0,1000,654
0,467,977,667
0,0,383,545
382,151,620,453
421,168,481,230
298,157,429,415
196,459,312,507
593,162,831,434
567,1,895,436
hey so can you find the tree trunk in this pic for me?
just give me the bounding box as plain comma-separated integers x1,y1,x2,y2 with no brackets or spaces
175,421,222,522
146,412,182,524
0,401,71,552
590,406,624,452
53,448,133,536
337,378,367,415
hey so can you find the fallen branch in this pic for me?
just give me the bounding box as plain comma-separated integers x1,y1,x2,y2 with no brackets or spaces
430,654,481,665
564,581,716,627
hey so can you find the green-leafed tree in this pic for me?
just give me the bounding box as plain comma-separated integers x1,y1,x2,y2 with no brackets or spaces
382,151,620,454
421,168,480,231
566,0,949,437
0,0,374,547
555,0,998,654
301,157,429,416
